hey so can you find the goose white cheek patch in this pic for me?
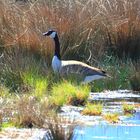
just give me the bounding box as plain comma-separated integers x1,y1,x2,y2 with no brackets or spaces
50,32,56,39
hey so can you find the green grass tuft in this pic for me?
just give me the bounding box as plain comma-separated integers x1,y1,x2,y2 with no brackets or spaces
103,113,119,123
1,122,15,129
49,81,90,108
123,103,136,114
92,57,135,92
22,71,49,99
82,103,103,116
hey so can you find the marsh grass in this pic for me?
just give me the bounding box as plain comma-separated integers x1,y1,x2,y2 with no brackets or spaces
0,90,77,140
22,71,49,97
0,93,50,128
123,103,136,115
0,113,2,130
46,115,77,140
0,0,140,134
0,47,47,92
0,0,140,61
0,0,139,92
82,103,103,116
0,85,15,129
0,83,49,128
1,122,15,129
103,113,119,123
92,56,136,92
130,72,140,91
49,81,90,108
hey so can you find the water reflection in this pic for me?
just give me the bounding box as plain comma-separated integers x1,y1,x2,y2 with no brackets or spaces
74,112,140,140
123,111,140,125
75,125,140,140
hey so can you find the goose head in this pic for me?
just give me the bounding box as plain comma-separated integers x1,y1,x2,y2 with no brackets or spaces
43,29,61,73
43,29,57,39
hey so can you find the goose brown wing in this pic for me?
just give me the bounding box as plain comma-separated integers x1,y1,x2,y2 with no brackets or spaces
60,60,106,76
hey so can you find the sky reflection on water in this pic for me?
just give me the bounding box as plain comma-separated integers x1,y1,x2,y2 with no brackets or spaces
74,112,140,140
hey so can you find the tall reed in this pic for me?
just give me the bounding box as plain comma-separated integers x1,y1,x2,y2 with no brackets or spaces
1,0,139,62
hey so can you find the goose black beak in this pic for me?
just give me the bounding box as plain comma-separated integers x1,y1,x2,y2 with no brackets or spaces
43,32,49,36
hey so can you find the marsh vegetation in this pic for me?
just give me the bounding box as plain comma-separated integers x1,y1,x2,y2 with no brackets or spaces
0,0,140,139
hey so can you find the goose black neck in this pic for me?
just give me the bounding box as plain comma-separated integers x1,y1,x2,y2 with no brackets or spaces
53,34,61,60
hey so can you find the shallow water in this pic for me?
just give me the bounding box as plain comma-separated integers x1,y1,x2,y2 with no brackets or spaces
75,124,140,140
74,112,140,140
123,111,140,125
60,90,140,121
1,90,140,140
72,90,140,140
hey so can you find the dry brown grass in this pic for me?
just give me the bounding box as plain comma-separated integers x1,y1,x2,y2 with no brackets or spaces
46,115,77,140
0,94,47,128
0,0,140,93
0,86,77,139
0,0,139,62
105,0,140,59
130,72,140,91
12,95,48,127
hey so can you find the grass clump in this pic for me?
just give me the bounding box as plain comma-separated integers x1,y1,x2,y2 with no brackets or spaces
22,71,49,98
92,57,136,92
46,115,77,140
49,81,90,108
11,94,50,128
130,72,140,91
0,85,10,97
103,113,119,123
123,103,136,115
0,70,23,93
0,112,2,130
1,122,15,129
82,103,103,116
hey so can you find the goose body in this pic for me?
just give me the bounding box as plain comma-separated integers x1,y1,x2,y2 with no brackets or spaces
43,30,108,83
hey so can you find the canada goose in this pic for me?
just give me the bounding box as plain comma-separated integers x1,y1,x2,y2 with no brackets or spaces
43,30,109,83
